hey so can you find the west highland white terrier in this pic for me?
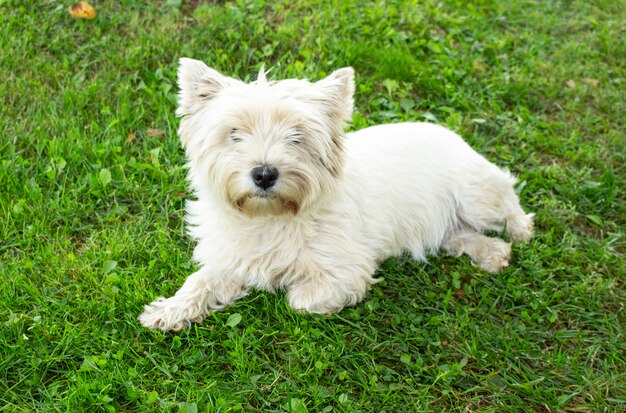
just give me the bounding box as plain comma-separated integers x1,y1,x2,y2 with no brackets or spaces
139,58,534,331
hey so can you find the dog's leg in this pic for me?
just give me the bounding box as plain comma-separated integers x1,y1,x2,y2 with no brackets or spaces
138,268,247,331
458,173,534,243
286,267,377,315
442,229,511,273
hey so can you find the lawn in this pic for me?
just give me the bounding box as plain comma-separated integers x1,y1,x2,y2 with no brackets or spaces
1,0,625,411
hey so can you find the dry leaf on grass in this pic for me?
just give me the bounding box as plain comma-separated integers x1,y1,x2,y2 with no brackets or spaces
583,78,599,87
69,1,96,19
565,79,576,88
146,128,165,138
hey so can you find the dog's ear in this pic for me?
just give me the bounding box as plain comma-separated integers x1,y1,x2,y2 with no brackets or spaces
176,58,240,116
313,67,355,124
307,68,354,176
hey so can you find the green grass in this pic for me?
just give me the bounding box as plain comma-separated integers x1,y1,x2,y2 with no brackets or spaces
1,0,625,411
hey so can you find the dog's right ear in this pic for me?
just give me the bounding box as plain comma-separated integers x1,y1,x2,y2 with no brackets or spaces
176,58,239,116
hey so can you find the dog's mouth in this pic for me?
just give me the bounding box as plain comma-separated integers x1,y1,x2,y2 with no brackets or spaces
233,192,299,216
254,190,275,199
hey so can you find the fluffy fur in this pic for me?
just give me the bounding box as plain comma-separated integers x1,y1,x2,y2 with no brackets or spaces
139,59,534,331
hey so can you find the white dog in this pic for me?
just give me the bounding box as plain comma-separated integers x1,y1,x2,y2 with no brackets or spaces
139,59,534,331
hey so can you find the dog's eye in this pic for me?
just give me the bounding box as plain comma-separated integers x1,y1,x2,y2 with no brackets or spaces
230,128,242,143
289,132,303,145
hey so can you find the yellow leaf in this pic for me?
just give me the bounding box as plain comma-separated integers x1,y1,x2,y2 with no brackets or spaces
69,1,96,19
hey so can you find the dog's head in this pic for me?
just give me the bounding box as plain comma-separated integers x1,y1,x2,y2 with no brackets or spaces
176,58,354,217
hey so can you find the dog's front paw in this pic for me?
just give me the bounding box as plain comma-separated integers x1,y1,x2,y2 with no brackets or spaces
138,297,204,332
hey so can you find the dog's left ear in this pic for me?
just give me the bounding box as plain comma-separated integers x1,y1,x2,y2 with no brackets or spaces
176,58,242,117
314,67,355,124
309,68,354,176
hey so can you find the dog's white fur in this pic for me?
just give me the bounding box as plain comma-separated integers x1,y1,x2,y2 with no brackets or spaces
139,59,534,331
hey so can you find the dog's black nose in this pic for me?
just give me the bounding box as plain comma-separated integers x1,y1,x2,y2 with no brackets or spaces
251,166,279,189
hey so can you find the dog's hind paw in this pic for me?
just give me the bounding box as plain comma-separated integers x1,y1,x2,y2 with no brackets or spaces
474,239,511,273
